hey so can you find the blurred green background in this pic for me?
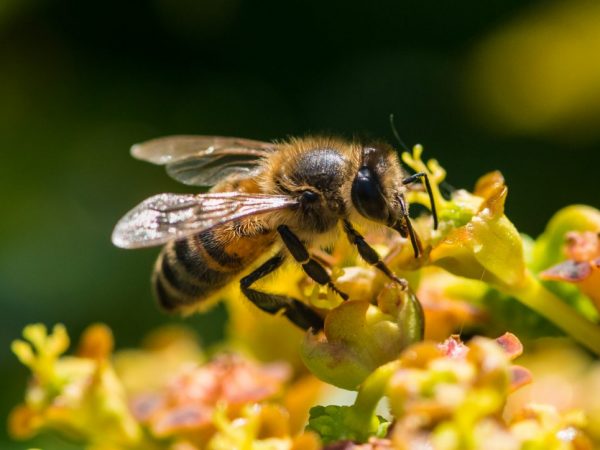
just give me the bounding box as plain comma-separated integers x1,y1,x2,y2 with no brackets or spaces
2,0,600,448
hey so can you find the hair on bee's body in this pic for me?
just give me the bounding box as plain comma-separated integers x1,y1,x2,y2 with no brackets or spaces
113,134,438,328
151,136,358,313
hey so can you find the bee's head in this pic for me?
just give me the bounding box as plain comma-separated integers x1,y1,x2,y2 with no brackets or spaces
351,145,405,228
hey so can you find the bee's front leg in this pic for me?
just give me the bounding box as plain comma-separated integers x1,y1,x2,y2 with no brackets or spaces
342,220,408,289
396,194,424,259
277,225,349,301
402,171,438,230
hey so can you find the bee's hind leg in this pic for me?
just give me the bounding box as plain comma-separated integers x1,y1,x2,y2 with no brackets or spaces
343,220,409,289
277,225,349,301
240,253,324,331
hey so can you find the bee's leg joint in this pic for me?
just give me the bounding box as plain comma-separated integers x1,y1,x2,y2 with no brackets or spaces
240,253,324,330
343,220,408,289
277,225,349,300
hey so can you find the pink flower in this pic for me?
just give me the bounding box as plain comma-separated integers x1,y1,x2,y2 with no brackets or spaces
541,231,600,312
131,354,290,437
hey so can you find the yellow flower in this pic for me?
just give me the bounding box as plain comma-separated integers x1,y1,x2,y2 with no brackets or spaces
387,334,527,422
305,333,536,448
426,170,527,290
9,323,143,447
401,147,600,356
10,323,320,450
387,334,536,450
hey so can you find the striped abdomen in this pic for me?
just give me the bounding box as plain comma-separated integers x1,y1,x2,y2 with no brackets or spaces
152,220,276,314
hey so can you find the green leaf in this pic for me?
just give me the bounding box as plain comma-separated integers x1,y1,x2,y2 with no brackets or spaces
306,405,389,445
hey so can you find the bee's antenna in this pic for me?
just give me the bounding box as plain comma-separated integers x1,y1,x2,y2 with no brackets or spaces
389,114,411,153
392,113,439,231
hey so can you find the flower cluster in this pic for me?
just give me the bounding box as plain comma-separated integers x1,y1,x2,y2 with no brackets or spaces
9,146,600,449
247,146,600,391
11,324,594,450
306,334,592,450
9,324,321,450
387,335,536,449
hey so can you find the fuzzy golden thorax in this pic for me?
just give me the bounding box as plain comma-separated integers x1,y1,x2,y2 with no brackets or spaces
260,136,408,243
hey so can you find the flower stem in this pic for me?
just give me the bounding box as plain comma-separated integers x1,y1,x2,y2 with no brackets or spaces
505,271,600,356
348,360,401,428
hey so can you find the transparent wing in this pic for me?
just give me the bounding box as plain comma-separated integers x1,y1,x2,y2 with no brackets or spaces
112,192,297,249
131,135,275,186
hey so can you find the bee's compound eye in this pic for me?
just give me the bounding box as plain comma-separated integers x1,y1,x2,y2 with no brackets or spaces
351,166,389,222
300,190,319,203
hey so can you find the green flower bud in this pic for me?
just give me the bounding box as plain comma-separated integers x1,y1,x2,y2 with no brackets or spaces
300,285,423,390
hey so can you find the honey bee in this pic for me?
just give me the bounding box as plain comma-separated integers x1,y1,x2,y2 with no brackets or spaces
112,135,438,330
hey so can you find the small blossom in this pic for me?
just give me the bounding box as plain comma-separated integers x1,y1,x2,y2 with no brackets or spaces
133,354,291,439
305,333,543,448
531,205,600,273
76,323,114,360
541,231,600,312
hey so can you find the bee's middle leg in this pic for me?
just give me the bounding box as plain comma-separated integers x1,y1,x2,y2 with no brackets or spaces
240,252,324,331
342,220,408,289
277,225,349,301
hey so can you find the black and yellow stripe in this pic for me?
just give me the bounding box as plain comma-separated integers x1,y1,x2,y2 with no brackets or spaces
152,222,276,313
